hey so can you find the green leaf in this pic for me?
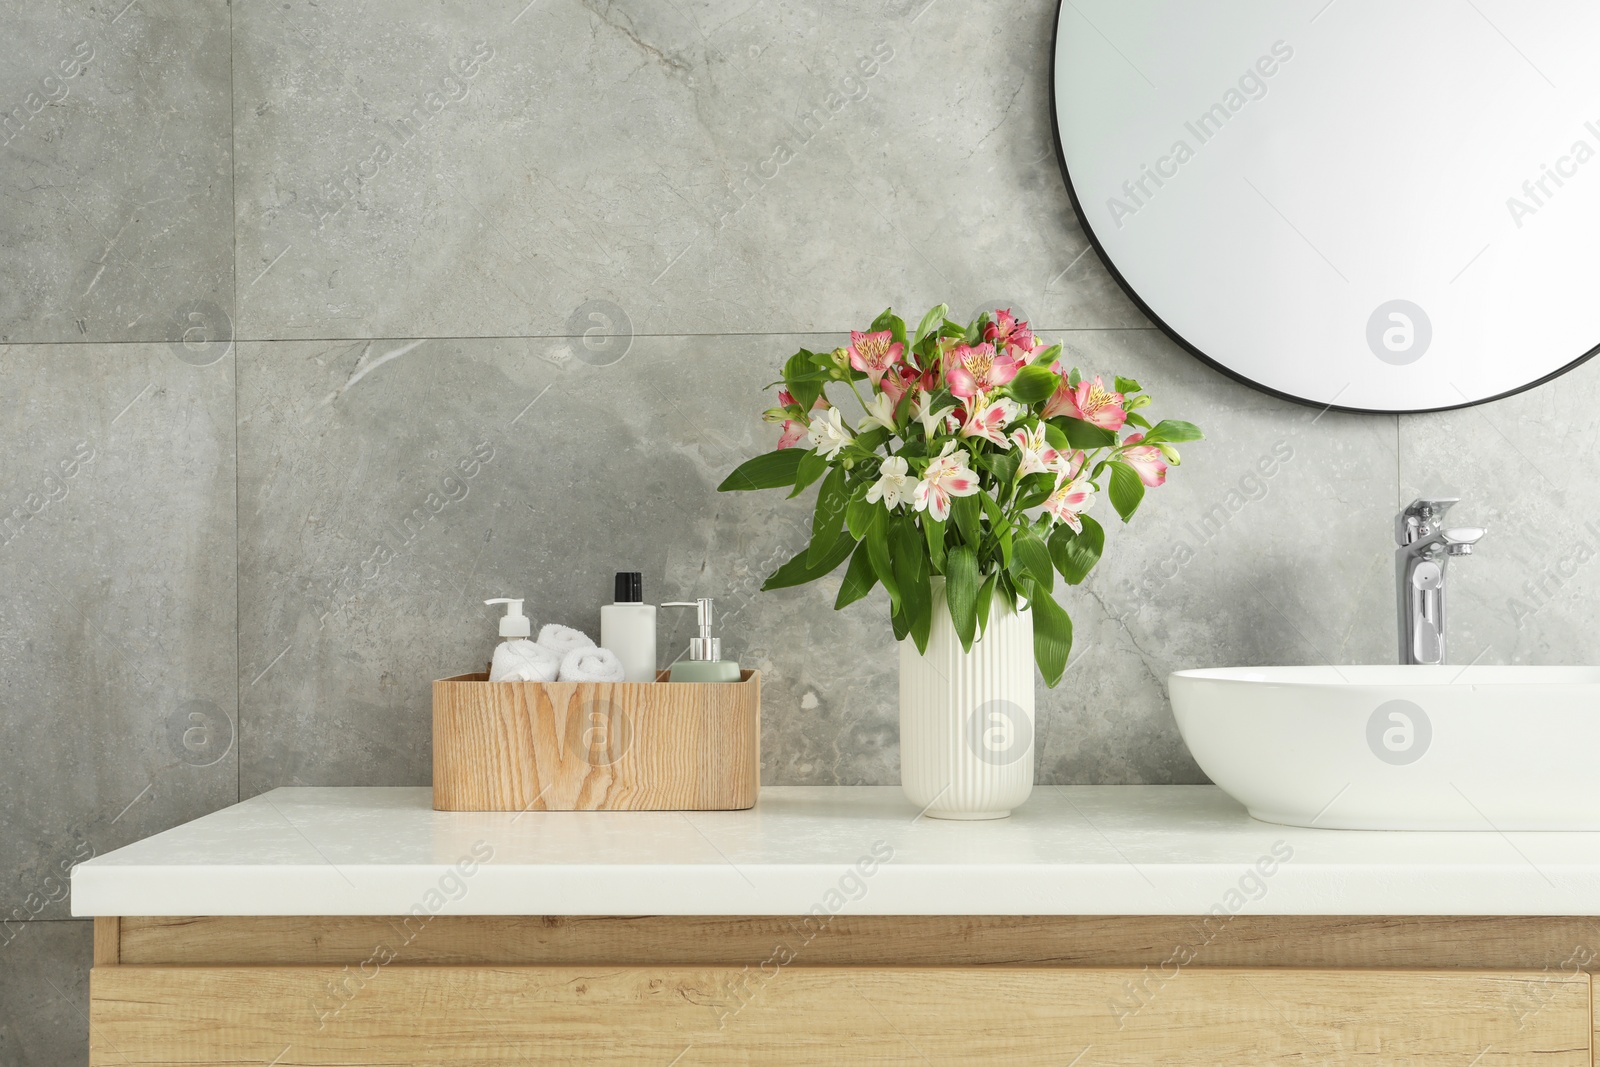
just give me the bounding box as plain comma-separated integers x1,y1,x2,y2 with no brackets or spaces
788,449,830,498
1067,367,1082,388
1114,376,1141,395
922,514,946,572
977,492,1013,559
983,447,1020,488
891,516,933,653
808,467,851,567
857,425,896,454
1048,515,1104,585
908,586,932,652
1053,417,1118,450
834,538,878,609
761,529,856,590
718,448,806,492
1014,478,1052,511
890,604,911,642
996,572,1018,612
1041,420,1071,452
1143,419,1204,443
950,493,981,547
869,309,908,351
1125,411,1152,429
892,512,928,581
782,352,825,410
1014,530,1054,594
912,304,948,347
975,573,997,638
1107,461,1146,523
1029,342,1062,367
845,491,876,541
1008,364,1060,405
1029,585,1074,688
865,508,900,612
945,546,980,652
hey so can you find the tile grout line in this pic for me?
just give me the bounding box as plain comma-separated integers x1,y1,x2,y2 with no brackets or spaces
229,0,242,809
1394,413,1402,511
0,327,1163,348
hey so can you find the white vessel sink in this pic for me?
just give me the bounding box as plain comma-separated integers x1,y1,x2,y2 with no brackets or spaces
1169,666,1600,830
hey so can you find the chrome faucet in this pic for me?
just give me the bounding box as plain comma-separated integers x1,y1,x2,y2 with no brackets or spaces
1395,498,1485,665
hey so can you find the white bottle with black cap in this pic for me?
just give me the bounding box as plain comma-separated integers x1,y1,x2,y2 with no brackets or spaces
601,571,657,682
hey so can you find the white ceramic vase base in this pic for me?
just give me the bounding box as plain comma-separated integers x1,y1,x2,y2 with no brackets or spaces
922,808,1013,821
900,581,1036,820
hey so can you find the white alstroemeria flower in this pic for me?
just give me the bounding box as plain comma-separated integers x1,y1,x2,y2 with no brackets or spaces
806,407,854,460
958,397,1023,447
1009,423,1061,478
865,455,912,510
1043,477,1096,533
912,392,956,440
859,390,899,434
912,441,981,522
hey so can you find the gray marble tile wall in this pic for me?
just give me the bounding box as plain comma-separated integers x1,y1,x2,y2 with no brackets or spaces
0,0,1591,1059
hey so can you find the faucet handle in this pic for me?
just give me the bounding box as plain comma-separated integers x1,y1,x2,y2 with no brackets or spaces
1397,497,1461,545
1443,526,1486,555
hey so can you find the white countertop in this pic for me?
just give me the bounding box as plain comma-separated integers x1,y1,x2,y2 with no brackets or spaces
71,786,1600,917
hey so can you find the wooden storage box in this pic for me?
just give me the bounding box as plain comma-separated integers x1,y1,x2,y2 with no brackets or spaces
431,671,760,811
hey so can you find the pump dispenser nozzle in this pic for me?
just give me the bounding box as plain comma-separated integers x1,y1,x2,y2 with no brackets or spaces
484,597,531,638
662,598,739,682
662,598,718,660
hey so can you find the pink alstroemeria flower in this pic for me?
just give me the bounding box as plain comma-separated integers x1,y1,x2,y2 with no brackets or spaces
945,342,1022,400
848,330,905,388
912,441,980,522
880,364,919,405
1043,477,1097,533
1009,424,1061,478
777,388,797,408
1052,448,1087,482
984,309,1036,357
1120,433,1168,487
960,397,1022,447
777,419,807,449
1044,373,1127,431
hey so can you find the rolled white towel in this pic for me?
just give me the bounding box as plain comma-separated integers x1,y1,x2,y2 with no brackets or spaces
559,646,625,683
537,623,596,658
489,639,560,683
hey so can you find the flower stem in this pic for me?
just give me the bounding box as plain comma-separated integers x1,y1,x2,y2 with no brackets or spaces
846,378,872,417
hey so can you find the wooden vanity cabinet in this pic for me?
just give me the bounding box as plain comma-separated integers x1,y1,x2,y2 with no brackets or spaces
88,914,1599,1065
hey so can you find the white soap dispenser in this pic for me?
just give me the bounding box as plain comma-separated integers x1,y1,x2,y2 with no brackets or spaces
600,571,658,682
484,598,557,682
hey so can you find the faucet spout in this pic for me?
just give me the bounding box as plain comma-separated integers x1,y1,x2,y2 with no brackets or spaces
1395,498,1482,665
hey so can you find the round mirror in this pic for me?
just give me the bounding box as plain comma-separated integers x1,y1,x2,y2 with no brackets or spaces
1052,0,1600,412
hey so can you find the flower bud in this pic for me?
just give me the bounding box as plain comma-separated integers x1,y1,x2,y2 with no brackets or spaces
1126,393,1153,410
1156,443,1181,464
762,407,789,423
830,347,851,370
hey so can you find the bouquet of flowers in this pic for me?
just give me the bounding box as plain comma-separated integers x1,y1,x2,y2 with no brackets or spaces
718,304,1199,686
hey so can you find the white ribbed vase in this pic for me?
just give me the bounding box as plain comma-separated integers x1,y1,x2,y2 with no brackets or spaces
899,579,1035,820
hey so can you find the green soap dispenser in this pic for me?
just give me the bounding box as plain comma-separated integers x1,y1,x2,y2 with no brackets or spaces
662,598,741,682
